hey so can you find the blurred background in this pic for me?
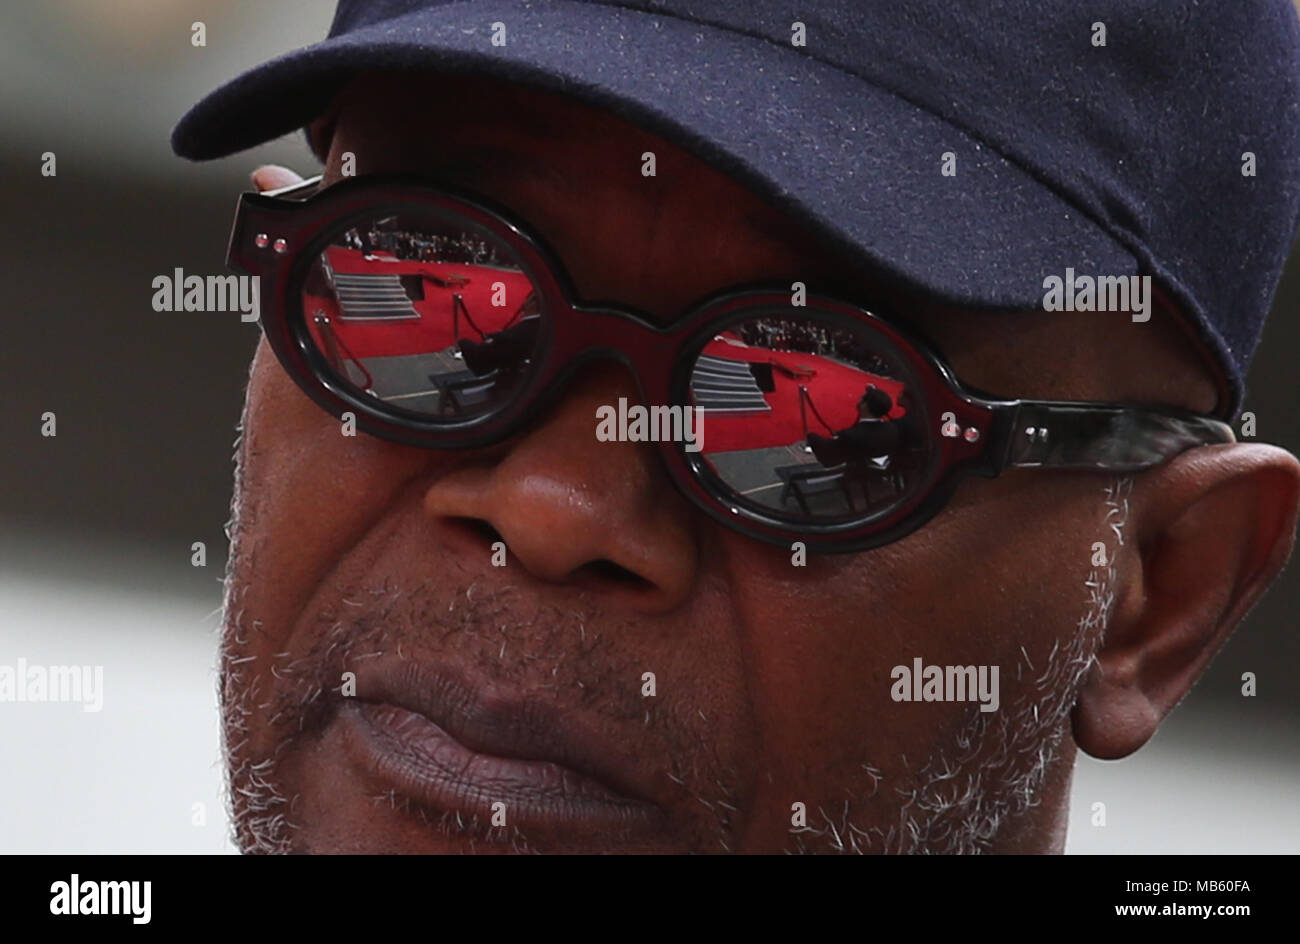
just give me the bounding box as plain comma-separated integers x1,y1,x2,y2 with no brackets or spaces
0,0,1296,854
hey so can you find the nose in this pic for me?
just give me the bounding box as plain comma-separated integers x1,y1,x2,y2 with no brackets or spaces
422,363,698,612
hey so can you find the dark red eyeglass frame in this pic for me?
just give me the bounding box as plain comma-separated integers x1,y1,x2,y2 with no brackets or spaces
226,173,1235,554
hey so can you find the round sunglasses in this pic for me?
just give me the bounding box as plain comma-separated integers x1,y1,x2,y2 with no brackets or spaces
226,173,1234,554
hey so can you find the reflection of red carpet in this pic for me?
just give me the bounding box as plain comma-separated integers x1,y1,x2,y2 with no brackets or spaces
304,247,534,359
696,336,905,454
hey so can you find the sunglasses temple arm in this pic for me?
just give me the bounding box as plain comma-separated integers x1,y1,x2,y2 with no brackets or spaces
994,401,1236,472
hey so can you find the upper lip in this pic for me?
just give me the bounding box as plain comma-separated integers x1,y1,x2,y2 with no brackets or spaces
343,656,672,811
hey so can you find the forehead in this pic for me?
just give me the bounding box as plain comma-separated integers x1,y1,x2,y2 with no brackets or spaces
317,72,1216,413
320,72,842,296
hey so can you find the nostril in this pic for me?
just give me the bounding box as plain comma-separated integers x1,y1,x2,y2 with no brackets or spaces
448,516,505,548
576,558,653,589
440,518,652,590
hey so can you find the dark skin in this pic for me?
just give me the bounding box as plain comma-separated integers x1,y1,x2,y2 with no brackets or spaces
222,73,1300,853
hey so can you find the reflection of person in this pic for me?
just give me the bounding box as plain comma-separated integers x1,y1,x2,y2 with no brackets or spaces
834,384,896,452
889,387,926,482
830,385,901,504
856,384,892,423
894,388,917,428
175,1,1300,853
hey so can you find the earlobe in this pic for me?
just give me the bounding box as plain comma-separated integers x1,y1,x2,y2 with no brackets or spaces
1072,676,1161,760
1071,443,1300,760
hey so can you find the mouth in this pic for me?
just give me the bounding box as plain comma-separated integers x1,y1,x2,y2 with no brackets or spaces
335,657,667,841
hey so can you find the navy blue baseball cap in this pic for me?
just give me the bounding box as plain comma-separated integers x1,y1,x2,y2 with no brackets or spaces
173,0,1300,419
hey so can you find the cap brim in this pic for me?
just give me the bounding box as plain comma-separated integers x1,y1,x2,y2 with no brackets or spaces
173,0,1136,316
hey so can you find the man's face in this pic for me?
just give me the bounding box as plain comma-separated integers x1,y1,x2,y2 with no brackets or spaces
221,73,1218,853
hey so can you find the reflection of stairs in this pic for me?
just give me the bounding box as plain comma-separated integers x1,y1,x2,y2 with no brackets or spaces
334,273,418,319
690,355,771,413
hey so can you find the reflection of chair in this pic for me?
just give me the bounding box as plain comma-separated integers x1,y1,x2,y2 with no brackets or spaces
429,314,540,415
806,419,905,507
776,463,855,515
458,315,540,375
444,378,498,411
427,369,498,414
887,409,928,488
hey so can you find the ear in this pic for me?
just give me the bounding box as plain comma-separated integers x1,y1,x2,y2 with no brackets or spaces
1072,443,1300,759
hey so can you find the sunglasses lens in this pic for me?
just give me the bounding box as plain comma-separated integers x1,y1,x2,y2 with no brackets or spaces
300,208,545,421
688,311,933,525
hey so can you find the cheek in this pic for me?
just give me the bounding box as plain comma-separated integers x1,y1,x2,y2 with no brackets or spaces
231,340,430,653
722,472,1106,821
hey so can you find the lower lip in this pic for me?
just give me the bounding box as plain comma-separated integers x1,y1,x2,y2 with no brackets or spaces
338,700,661,836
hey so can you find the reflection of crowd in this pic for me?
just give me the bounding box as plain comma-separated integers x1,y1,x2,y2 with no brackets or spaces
740,319,831,354
740,318,893,376
340,225,505,266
